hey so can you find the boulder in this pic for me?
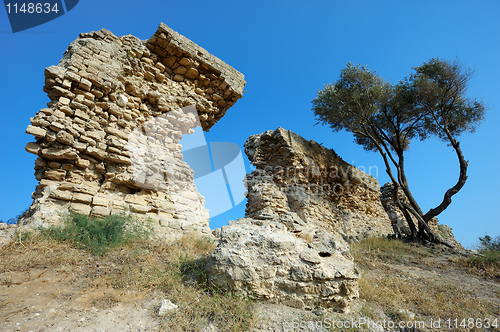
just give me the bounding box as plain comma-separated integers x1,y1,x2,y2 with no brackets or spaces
206,216,359,312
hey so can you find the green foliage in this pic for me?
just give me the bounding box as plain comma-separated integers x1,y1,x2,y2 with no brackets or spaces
312,63,392,152
312,59,486,153
465,235,500,277
478,235,500,252
312,58,486,236
40,213,151,255
471,235,500,266
411,58,486,139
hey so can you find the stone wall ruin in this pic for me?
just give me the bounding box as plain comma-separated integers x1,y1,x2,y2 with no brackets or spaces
244,127,393,240
23,23,245,237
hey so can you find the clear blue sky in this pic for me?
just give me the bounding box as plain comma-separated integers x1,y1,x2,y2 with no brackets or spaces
0,0,498,248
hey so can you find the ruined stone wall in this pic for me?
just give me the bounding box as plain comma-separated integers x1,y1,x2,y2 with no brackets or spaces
380,182,463,248
244,127,393,239
23,23,245,238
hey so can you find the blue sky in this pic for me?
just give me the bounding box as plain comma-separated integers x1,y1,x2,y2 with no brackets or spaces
0,0,498,247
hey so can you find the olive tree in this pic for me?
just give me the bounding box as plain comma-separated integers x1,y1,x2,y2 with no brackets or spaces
312,59,486,241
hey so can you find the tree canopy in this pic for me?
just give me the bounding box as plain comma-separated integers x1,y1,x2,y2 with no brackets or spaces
312,59,486,241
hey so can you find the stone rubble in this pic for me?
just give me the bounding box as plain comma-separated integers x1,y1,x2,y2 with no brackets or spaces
206,214,359,311
244,127,393,240
22,23,245,238
158,299,178,316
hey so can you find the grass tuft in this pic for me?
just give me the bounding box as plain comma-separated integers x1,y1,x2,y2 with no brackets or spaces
463,235,500,279
39,212,151,255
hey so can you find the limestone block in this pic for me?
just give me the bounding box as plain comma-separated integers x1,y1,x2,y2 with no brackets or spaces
207,218,359,311
79,135,96,146
92,196,109,207
124,194,147,206
72,182,98,195
73,141,88,152
42,147,78,161
65,71,81,82
79,78,92,91
47,162,61,168
22,23,246,240
45,169,66,181
244,127,393,238
74,109,90,120
86,131,106,142
168,219,181,229
108,104,123,117
48,121,64,132
26,125,47,138
72,193,93,204
185,67,199,80
106,153,131,165
106,127,129,140
130,204,150,214
56,131,74,145
49,189,73,201
25,142,41,155
86,146,106,161
58,182,74,191
70,203,92,215
59,96,71,105
91,206,110,217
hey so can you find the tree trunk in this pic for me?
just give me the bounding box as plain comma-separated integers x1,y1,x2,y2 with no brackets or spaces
423,130,468,222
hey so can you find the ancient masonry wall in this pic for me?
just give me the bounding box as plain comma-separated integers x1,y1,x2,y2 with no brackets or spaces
244,127,393,239
23,23,245,237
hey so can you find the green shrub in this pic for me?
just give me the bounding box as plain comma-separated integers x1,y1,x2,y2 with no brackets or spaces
40,212,151,255
478,235,500,252
465,234,500,277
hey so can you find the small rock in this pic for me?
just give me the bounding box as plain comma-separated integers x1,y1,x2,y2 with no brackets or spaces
116,94,128,107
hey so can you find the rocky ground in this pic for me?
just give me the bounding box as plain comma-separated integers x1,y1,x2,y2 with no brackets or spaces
1,229,499,332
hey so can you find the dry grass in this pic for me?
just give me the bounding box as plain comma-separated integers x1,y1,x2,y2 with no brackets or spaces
350,236,433,268
460,252,500,280
351,236,500,327
0,229,256,331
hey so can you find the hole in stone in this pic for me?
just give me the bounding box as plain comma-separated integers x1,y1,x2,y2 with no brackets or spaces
318,252,332,257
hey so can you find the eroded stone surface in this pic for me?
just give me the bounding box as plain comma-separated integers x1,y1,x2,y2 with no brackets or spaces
244,127,393,240
22,23,245,238
206,215,359,311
